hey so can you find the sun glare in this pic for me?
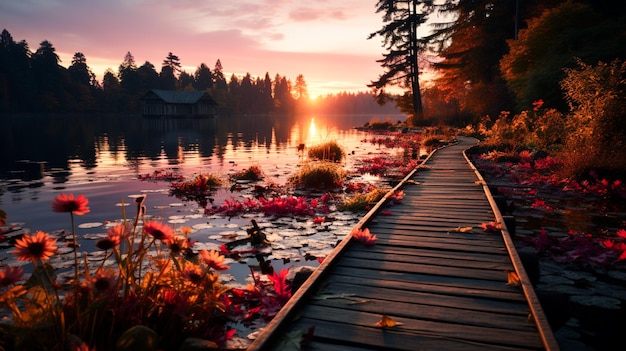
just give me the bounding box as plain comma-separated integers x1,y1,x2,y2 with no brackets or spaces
309,118,317,139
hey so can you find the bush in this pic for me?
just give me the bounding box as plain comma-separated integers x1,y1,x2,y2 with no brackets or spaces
289,162,346,189
339,187,389,212
307,141,345,162
559,58,626,180
230,165,263,181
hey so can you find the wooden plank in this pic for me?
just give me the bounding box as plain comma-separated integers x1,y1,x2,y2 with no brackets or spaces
335,256,511,282
316,281,532,320
342,250,514,271
293,306,544,349
348,244,511,264
310,293,535,332
288,318,498,351
322,275,528,310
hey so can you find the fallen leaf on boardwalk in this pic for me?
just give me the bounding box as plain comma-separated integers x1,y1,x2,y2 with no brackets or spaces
274,329,305,351
376,314,402,328
451,226,473,233
507,271,521,286
314,293,357,300
351,227,378,246
481,221,501,232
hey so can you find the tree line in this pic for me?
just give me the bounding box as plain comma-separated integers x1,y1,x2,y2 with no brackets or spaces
369,0,626,126
0,29,398,116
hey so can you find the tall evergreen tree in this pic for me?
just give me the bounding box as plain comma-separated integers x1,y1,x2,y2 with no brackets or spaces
368,0,435,124
213,59,227,91
31,40,67,111
136,61,159,93
193,63,213,90
0,29,32,112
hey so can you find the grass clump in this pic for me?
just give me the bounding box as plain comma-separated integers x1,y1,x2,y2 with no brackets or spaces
231,165,264,181
289,162,346,189
308,141,345,162
339,187,389,212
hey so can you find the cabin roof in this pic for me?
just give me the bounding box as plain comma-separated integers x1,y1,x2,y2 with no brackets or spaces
143,89,215,104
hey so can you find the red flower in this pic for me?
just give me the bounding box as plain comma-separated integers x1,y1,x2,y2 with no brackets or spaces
0,266,24,287
312,217,325,224
51,193,90,215
143,220,174,241
12,231,58,262
351,227,377,246
199,249,230,270
617,229,626,239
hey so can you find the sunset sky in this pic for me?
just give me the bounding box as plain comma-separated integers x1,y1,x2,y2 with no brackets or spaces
0,0,406,98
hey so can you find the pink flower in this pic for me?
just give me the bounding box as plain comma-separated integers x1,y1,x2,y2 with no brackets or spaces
51,193,90,215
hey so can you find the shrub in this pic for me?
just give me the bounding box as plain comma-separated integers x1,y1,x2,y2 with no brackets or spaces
307,141,345,162
230,165,264,181
289,162,345,189
559,58,626,180
339,187,389,212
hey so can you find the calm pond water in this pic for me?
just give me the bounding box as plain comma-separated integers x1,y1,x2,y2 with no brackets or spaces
0,113,407,284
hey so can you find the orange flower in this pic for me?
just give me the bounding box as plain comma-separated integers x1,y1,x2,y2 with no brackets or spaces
166,235,189,255
51,193,90,215
0,266,24,287
12,231,58,262
91,268,118,293
351,227,377,246
182,262,204,284
143,220,175,241
96,224,128,250
199,249,230,270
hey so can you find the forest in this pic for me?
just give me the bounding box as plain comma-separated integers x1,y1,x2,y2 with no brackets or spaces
1,0,625,127
0,31,399,116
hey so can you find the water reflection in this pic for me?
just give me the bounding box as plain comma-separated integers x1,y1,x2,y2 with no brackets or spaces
0,113,390,199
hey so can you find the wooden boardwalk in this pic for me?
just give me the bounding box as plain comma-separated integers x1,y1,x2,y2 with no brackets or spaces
248,136,559,351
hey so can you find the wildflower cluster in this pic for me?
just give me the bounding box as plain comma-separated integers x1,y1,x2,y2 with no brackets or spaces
473,148,626,269
525,228,626,268
356,156,406,177
207,195,332,218
170,173,223,207
0,193,293,350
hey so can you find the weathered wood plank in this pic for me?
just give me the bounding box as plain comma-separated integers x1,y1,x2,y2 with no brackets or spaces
329,265,526,299
322,275,528,310
342,250,513,271
335,256,511,282
293,306,544,349
348,244,510,264
315,281,532,322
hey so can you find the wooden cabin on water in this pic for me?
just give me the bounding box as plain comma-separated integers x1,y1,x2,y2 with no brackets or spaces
140,89,217,118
